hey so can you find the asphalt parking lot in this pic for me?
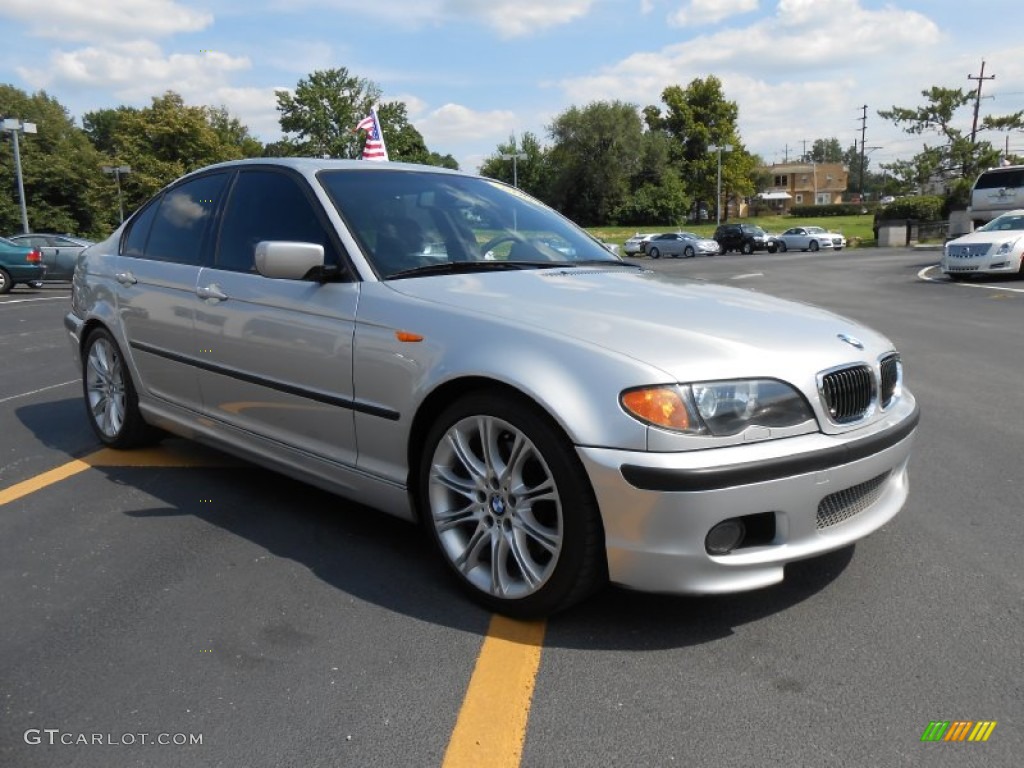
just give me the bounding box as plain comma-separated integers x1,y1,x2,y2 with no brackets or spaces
1,250,1021,767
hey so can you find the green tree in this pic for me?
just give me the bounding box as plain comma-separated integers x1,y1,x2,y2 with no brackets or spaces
480,132,549,199
0,85,113,238
545,101,646,226
809,137,844,163
83,91,263,215
878,86,1024,205
276,68,380,158
275,68,456,167
644,76,753,221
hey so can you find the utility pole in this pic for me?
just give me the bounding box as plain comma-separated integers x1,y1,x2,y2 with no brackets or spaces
858,105,868,200
968,59,995,145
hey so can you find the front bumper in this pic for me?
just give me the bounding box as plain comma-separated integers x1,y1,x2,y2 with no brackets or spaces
941,252,1020,275
578,396,918,594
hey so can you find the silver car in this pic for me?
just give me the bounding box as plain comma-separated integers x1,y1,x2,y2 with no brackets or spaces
64,159,919,617
645,231,719,259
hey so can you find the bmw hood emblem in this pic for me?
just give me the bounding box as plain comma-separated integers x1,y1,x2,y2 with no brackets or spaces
837,333,864,350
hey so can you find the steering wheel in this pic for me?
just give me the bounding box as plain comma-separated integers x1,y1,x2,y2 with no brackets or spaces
479,233,557,261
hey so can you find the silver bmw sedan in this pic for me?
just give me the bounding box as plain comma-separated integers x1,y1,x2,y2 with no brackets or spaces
65,158,918,617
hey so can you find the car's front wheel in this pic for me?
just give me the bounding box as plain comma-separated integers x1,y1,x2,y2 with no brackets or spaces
809,240,820,252
684,246,695,258
419,392,605,617
82,328,160,448
0,268,12,295
648,247,660,259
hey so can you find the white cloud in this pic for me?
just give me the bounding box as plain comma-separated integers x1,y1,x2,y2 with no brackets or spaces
265,0,595,37
18,42,251,103
416,103,517,145
446,0,596,38
670,0,759,27
0,0,211,42
554,0,946,163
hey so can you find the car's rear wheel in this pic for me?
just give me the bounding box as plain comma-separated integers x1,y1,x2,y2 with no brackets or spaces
420,392,605,617
684,246,694,258
741,242,753,255
810,240,820,252
0,268,12,295
82,328,160,448
648,247,660,259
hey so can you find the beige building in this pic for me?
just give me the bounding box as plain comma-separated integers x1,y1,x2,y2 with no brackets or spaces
757,162,849,213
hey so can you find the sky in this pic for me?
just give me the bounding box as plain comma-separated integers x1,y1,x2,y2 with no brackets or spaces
1,0,1022,175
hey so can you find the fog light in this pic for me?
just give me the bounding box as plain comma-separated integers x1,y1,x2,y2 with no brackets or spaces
705,519,746,555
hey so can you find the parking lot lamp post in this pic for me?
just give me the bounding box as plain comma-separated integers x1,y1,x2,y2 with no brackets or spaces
2,118,38,234
709,144,732,225
102,165,132,223
499,148,527,189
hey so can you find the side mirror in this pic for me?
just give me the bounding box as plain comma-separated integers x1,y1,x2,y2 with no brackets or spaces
254,241,325,280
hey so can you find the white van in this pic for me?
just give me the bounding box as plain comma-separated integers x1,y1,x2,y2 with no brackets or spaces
968,164,1024,226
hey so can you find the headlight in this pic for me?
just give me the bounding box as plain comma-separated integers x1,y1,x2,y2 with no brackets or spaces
996,238,1020,255
622,379,814,436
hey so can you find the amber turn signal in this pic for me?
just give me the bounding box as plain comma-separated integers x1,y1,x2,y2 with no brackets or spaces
621,387,692,431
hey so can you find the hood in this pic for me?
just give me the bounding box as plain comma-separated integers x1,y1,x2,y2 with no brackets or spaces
949,228,1024,246
387,267,892,382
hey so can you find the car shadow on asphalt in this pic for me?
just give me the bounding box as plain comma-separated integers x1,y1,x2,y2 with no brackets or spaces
13,400,857,650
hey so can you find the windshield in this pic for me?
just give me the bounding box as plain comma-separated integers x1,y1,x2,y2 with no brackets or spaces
319,169,620,278
978,213,1024,232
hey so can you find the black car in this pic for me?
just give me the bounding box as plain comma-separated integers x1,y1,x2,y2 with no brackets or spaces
713,223,778,254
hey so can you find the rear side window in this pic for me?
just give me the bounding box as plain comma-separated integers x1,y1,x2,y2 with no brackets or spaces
142,173,228,265
122,199,160,258
974,168,1024,190
215,169,341,274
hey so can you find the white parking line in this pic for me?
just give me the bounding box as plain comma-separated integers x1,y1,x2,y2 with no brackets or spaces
731,272,764,280
0,296,69,306
0,380,78,405
917,265,1024,293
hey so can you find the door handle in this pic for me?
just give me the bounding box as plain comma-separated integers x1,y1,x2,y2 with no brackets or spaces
115,271,137,285
196,283,228,301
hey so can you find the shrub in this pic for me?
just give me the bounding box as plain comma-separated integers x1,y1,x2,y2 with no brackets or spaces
876,195,944,222
788,203,866,217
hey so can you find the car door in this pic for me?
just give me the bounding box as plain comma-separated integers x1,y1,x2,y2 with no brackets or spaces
193,167,360,467
48,236,85,279
113,172,229,413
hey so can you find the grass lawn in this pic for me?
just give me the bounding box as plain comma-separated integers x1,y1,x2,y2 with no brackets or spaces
589,213,878,250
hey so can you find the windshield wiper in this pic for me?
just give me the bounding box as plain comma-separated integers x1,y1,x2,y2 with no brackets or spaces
387,260,566,279
560,259,644,268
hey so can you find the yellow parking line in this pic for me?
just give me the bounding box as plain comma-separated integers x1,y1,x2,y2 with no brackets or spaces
0,456,95,507
442,615,546,768
0,444,238,507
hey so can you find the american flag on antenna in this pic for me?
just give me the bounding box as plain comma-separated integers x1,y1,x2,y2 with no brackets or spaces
354,109,389,161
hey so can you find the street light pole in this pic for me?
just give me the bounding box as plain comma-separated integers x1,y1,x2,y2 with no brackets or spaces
709,144,732,225
102,165,132,223
2,118,38,234
499,135,527,188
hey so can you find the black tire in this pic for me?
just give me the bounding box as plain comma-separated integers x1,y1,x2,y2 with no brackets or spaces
648,247,660,259
741,241,753,255
419,392,606,617
767,244,777,254
809,240,820,252
0,268,12,295
684,246,694,258
718,244,727,255
778,241,788,253
81,328,161,449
